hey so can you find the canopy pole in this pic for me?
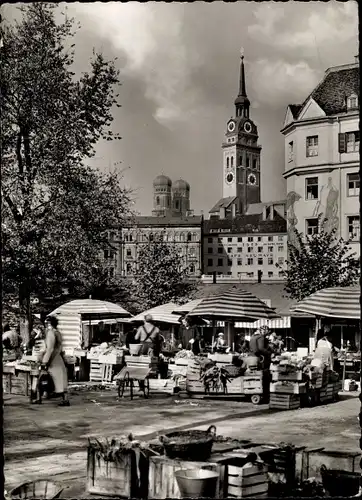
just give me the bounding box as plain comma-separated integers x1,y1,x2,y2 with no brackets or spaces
212,319,216,353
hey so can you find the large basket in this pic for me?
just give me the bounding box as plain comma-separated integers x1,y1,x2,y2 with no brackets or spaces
320,465,361,497
10,480,63,499
160,425,217,461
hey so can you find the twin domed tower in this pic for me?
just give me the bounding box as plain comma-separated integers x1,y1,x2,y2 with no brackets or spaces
152,175,192,217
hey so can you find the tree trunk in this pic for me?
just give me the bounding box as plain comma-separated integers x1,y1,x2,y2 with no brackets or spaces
19,282,31,345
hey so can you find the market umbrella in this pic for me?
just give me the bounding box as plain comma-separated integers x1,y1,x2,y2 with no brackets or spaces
130,302,181,325
173,299,204,315
50,299,132,354
292,286,360,320
51,299,131,319
187,287,281,322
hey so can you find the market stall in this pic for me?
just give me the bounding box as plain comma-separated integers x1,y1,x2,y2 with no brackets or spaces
121,302,183,395
184,287,280,401
49,299,132,382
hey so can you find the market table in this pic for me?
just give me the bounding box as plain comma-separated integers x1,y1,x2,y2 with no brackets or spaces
3,363,40,403
114,365,151,400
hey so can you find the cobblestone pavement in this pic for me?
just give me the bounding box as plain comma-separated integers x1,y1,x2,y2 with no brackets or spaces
4,389,359,497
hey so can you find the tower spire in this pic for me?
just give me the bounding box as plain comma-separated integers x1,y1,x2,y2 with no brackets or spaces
234,48,250,118
238,48,247,97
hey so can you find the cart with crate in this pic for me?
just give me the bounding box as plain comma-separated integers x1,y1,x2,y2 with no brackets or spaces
186,358,264,404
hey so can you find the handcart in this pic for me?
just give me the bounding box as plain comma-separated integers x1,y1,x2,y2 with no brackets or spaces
114,365,151,400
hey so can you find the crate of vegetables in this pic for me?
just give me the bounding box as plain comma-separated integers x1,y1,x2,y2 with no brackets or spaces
87,436,155,498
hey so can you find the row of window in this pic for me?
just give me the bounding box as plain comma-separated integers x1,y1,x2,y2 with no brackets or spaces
126,247,198,258
288,131,360,161
207,256,284,267
207,235,284,243
208,245,284,254
226,156,259,169
305,215,360,241
123,232,199,242
211,271,284,278
305,173,359,200
124,263,197,274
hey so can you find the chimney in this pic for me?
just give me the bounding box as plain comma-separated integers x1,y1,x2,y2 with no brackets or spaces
262,205,267,220
231,203,236,218
220,207,226,219
270,205,274,220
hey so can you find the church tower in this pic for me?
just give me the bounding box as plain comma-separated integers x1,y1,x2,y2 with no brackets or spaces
222,52,261,213
152,175,172,216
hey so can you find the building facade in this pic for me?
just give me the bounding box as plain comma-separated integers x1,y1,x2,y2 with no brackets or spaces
120,216,203,278
282,58,359,257
203,53,288,282
203,207,287,282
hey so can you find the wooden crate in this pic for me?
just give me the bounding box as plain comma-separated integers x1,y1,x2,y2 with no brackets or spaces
148,378,175,394
269,394,300,410
124,355,152,365
225,376,243,395
148,455,223,499
186,379,205,394
208,353,233,364
175,358,189,366
99,353,124,365
87,446,148,498
102,364,113,383
226,459,269,498
271,371,303,382
242,375,263,394
90,361,102,382
270,382,307,395
86,351,99,361
301,448,360,482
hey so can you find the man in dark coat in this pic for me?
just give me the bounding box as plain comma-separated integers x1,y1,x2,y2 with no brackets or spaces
178,315,198,349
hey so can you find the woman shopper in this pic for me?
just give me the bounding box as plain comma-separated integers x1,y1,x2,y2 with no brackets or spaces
40,316,69,406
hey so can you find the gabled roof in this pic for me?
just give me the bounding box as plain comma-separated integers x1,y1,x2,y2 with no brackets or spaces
298,97,326,120
286,63,359,122
209,196,237,213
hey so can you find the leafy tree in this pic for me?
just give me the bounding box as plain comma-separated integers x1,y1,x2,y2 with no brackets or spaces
278,224,360,301
130,241,198,312
1,4,133,341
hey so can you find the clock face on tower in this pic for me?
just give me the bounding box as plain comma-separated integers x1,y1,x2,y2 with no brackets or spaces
226,172,235,185
227,121,236,133
248,173,257,185
244,121,252,133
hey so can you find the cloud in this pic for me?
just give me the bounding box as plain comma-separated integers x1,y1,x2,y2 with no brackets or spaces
250,59,320,107
69,2,202,127
248,1,357,53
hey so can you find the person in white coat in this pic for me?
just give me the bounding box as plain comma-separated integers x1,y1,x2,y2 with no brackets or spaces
41,316,69,406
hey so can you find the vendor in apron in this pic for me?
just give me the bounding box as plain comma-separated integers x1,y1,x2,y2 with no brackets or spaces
135,314,161,356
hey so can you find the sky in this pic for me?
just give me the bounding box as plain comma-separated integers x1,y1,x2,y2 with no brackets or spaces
4,1,358,216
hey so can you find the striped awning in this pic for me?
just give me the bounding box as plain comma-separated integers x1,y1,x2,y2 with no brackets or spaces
51,299,131,318
173,299,204,315
130,302,181,325
293,286,360,319
187,287,281,322
234,317,291,329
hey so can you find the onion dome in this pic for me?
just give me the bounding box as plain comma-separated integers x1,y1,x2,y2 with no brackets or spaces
172,179,190,191
153,175,172,187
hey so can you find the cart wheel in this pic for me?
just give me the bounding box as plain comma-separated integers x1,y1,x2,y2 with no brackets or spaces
143,378,150,399
251,394,262,405
118,372,130,398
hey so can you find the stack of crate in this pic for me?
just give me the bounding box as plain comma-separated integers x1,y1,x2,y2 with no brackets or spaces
269,365,305,410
